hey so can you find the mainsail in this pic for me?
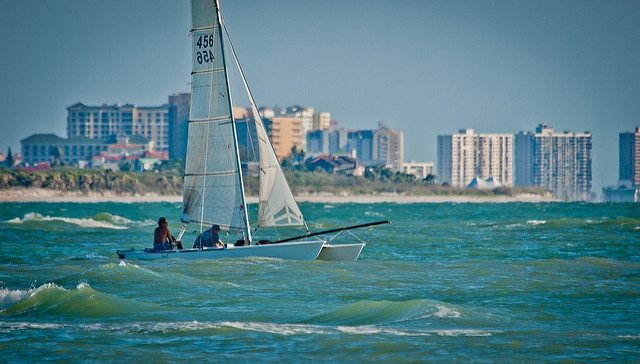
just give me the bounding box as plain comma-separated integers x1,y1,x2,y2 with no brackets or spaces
183,0,250,238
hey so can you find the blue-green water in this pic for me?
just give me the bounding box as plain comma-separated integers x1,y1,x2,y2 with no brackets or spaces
1,201,639,362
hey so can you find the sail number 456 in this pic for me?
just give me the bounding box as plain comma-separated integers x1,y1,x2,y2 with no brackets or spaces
196,34,214,64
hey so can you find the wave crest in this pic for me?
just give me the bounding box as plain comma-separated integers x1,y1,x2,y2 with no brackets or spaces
6,212,128,230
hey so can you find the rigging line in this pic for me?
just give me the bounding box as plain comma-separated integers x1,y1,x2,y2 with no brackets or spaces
216,3,251,242
220,17,282,175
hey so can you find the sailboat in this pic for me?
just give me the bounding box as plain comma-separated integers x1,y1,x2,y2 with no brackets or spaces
116,0,388,261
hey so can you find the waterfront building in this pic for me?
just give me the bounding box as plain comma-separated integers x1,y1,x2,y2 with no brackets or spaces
515,124,592,201
603,126,640,202
344,122,404,171
307,129,330,155
285,106,314,151
67,102,170,152
347,130,375,166
20,134,155,166
328,125,349,156
437,129,513,188
402,161,434,180
270,116,303,161
305,155,362,175
312,112,331,131
619,127,640,187
373,122,404,171
168,93,191,160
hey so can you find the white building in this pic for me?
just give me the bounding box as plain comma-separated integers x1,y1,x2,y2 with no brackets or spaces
438,129,513,188
67,102,170,152
515,124,592,201
402,161,434,180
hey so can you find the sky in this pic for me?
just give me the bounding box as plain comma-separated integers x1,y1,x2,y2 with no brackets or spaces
1,0,639,195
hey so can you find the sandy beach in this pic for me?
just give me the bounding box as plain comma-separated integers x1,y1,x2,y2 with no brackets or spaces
0,187,558,203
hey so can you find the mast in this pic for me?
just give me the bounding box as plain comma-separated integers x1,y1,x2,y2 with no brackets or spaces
214,0,252,242
183,0,251,239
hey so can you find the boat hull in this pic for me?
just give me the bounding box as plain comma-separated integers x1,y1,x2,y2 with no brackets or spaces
316,243,365,262
117,240,324,261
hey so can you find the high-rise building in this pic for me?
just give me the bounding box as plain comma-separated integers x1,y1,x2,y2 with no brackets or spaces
67,102,170,152
619,127,640,187
306,129,330,155
373,122,404,171
347,130,375,166
328,127,349,156
286,106,314,151
270,116,303,161
344,123,404,171
438,129,513,188
168,93,191,160
312,112,331,130
515,124,592,201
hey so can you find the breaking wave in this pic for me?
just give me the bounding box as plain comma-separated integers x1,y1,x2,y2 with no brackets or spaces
0,282,154,317
6,212,128,230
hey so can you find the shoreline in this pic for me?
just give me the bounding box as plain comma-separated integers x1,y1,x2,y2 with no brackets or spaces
0,187,558,203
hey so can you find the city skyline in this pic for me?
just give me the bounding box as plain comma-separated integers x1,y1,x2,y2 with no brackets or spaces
1,0,639,194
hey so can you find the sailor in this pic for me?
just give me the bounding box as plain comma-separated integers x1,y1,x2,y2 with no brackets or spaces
154,217,183,250
193,224,223,248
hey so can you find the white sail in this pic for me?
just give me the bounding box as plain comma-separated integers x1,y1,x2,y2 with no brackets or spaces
183,0,250,236
222,18,305,228
254,112,305,227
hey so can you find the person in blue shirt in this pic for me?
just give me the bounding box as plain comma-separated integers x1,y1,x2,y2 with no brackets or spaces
193,224,223,248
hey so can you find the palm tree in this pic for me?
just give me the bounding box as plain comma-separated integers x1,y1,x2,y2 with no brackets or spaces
424,173,437,185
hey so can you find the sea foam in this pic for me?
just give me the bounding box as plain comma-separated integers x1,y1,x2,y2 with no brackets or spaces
7,212,127,229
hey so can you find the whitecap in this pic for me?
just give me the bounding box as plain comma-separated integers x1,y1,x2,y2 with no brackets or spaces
527,220,546,225
434,329,492,337
337,325,381,334
432,305,461,318
618,334,640,340
7,212,127,230
0,288,30,310
221,321,330,335
0,283,68,310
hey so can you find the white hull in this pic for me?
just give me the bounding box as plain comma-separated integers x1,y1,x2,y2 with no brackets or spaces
316,243,365,262
117,240,324,261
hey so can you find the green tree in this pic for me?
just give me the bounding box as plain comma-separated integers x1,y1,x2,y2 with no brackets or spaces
50,146,64,167
5,148,15,169
290,146,305,165
424,173,437,185
119,162,133,172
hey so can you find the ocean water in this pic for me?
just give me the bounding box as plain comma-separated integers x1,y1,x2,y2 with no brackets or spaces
0,201,638,362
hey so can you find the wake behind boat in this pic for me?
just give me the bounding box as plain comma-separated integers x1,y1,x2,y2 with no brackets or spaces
116,0,388,261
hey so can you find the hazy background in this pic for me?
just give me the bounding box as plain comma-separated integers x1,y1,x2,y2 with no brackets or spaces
1,0,638,195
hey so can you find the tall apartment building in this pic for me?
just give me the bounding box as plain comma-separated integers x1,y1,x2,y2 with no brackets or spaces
344,122,404,171
306,127,350,157
438,129,513,188
270,116,303,161
307,130,330,155
285,106,314,151
515,124,592,201
619,127,640,187
373,122,404,171
312,112,331,130
168,93,191,160
347,130,375,166
67,102,170,152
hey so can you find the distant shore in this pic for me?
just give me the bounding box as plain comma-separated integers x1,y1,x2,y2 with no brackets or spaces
0,187,558,203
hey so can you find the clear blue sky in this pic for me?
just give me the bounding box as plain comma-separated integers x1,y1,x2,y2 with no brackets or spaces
1,0,639,194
